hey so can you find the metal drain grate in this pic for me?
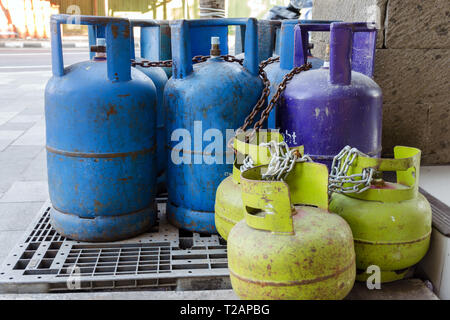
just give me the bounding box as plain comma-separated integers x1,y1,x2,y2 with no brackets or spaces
0,198,230,293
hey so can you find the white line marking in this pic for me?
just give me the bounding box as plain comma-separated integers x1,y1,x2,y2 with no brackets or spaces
0,65,51,69
0,52,86,56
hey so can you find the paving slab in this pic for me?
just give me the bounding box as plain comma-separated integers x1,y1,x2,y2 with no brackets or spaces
11,123,45,146
346,279,439,300
0,181,48,203
0,130,24,140
0,145,43,194
0,230,25,264
20,148,47,181
0,202,45,232
0,289,239,300
0,122,35,131
9,115,43,124
0,112,19,126
0,140,11,152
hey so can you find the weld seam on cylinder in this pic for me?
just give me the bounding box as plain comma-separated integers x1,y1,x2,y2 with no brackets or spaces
46,145,156,158
166,145,234,156
215,212,238,224
229,258,355,287
51,203,156,219
168,202,213,214
353,231,431,245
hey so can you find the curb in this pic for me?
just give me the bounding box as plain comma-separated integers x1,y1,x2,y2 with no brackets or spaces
0,41,89,48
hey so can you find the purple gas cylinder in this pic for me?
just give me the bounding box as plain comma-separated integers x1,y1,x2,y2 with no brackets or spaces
276,22,382,169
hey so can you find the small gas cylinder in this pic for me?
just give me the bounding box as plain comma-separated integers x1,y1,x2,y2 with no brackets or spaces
165,19,263,234
277,22,382,168
228,162,355,299
329,146,432,283
265,20,333,129
46,15,157,241
215,131,298,240
130,20,169,193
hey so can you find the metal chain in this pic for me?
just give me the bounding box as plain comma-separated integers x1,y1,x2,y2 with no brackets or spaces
240,155,255,172
252,62,312,132
240,140,312,181
261,141,312,181
328,145,375,196
131,54,245,68
235,58,277,135
131,59,173,68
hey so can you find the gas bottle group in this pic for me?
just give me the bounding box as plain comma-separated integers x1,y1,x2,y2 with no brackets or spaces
45,14,432,300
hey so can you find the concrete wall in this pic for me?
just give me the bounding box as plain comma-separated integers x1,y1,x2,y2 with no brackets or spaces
311,0,450,164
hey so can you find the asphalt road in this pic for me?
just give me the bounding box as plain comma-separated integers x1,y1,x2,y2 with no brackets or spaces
0,47,89,73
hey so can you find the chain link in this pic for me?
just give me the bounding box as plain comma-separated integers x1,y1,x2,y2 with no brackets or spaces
241,141,312,181
328,145,375,196
252,62,312,132
235,58,276,135
131,59,173,68
261,141,312,181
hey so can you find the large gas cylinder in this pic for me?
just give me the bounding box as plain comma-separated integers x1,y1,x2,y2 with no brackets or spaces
165,18,263,234
215,131,301,240
277,22,382,168
235,20,278,63
228,162,355,299
130,20,169,193
46,15,157,241
265,20,333,129
329,146,432,283
89,20,168,193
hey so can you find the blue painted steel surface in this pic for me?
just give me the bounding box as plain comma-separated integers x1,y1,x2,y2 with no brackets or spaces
46,15,157,242
165,18,262,234
141,21,172,78
88,20,228,79
277,22,382,169
235,20,278,63
265,20,333,129
130,20,169,193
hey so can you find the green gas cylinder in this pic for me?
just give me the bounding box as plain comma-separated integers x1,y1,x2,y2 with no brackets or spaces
329,146,432,283
227,162,356,299
215,132,303,240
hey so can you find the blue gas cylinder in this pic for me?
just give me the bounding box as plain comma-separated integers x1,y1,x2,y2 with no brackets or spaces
164,18,262,234
235,20,278,63
46,15,157,241
277,22,382,169
130,20,169,193
265,20,334,129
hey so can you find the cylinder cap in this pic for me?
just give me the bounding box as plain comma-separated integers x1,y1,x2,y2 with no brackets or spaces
96,38,106,46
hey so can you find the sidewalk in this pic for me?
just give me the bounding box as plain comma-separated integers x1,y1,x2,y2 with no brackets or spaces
0,36,89,49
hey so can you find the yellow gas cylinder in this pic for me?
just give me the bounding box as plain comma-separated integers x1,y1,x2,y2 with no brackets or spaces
328,146,432,283
215,131,303,240
227,162,356,299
